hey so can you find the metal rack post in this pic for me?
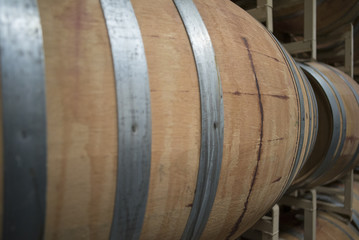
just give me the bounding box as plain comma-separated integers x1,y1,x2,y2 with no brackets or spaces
247,0,273,32
282,0,317,59
279,189,317,240
316,170,353,220
344,24,354,78
317,23,354,78
241,204,279,240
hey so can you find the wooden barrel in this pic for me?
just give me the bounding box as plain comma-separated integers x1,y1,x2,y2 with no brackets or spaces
280,211,359,240
0,0,316,239
292,62,359,189
273,0,359,36
321,179,359,229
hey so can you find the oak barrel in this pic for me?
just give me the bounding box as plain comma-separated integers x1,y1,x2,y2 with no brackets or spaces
273,0,359,36
0,0,315,239
280,211,359,240
293,62,359,189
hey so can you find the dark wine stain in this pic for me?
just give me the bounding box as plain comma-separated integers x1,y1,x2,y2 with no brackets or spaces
267,137,284,142
253,51,280,62
226,37,264,240
238,47,281,63
346,135,359,142
225,91,289,100
150,89,189,93
148,34,175,40
186,203,193,208
272,177,282,183
272,94,289,100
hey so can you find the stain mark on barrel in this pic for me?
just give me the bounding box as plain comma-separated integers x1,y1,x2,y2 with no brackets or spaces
272,177,282,183
226,37,264,240
271,94,289,100
225,91,289,100
186,203,193,208
245,48,281,63
268,137,284,142
346,135,359,143
150,89,189,93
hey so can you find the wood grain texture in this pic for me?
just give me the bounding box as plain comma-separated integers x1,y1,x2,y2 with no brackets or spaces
133,1,201,239
1,0,315,239
193,1,313,239
38,0,118,239
295,63,359,188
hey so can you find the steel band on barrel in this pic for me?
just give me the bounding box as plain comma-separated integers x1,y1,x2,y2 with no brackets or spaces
297,63,343,186
309,64,347,181
0,0,47,238
326,64,359,174
100,1,152,239
295,63,314,170
306,69,319,157
173,0,224,239
296,62,319,170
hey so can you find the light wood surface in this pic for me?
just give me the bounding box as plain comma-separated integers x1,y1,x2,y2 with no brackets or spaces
0,0,316,239
38,1,118,239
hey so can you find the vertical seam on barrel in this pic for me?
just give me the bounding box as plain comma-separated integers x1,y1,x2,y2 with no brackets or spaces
224,37,264,240
173,1,224,239
0,0,47,239
100,1,152,239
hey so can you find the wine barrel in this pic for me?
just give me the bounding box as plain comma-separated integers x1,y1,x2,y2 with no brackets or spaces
292,62,359,189
319,180,359,229
280,211,359,240
0,0,315,239
273,0,359,36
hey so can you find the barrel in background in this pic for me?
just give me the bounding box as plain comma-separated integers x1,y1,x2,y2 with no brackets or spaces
0,0,318,239
292,62,359,189
273,0,359,36
280,210,359,240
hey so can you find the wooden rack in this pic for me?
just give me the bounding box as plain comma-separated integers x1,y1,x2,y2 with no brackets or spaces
241,204,279,240
317,24,354,78
246,0,273,33
316,170,353,220
281,0,317,60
